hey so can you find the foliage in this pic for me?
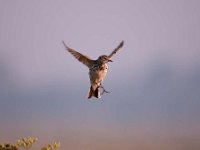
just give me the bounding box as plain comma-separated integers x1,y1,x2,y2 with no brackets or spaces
17,137,37,149
41,142,61,150
0,137,60,150
0,143,18,150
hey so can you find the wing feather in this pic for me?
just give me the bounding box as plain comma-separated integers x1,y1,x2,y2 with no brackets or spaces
62,41,93,68
108,41,124,58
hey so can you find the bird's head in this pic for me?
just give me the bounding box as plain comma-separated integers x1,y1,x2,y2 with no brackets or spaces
97,55,113,63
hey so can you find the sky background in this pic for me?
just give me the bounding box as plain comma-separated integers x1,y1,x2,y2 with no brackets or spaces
0,0,200,149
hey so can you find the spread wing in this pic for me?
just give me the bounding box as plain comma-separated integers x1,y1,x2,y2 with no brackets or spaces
62,41,94,68
108,41,124,58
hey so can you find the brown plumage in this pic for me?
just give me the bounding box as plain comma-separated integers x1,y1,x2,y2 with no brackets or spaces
62,41,124,99
108,41,124,58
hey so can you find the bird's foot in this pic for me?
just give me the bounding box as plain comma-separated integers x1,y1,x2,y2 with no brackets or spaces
99,85,110,95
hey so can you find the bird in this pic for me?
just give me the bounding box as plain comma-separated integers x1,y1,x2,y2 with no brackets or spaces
62,40,124,99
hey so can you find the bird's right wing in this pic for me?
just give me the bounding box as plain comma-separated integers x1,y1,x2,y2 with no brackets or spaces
62,41,94,68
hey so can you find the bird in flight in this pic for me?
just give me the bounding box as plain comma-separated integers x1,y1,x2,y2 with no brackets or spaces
62,41,124,99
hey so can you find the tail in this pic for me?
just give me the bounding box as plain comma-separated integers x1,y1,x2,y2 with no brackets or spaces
88,86,100,99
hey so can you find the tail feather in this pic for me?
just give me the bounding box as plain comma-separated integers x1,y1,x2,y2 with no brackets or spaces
88,86,100,99
88,86,93,99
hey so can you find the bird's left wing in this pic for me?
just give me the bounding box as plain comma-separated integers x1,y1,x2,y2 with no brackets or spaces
108,41,124,59
62,41,94,68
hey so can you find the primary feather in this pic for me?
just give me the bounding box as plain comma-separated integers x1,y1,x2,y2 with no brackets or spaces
108,41,124,58
62,41,94,68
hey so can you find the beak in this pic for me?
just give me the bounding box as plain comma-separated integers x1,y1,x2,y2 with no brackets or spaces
108,59,113,62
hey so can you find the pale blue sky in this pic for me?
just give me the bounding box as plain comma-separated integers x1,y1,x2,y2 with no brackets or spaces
0,0,200,149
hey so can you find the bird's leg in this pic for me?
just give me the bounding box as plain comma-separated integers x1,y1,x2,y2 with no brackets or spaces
99,83,110,95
